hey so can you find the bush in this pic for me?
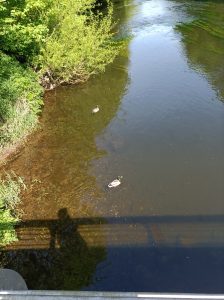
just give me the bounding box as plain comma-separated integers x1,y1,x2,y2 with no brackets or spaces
0,52,43,149
0,0,120,148
0,0,50,62
39,0,121,84
0,0,121,85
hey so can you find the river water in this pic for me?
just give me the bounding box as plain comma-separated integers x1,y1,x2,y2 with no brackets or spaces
1,0,224,293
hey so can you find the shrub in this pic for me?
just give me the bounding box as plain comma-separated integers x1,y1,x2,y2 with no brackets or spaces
0,0,121,85
0,52,43,149
0,0,50,62
0,174,25,248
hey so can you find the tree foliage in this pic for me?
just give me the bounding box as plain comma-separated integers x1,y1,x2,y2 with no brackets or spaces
40,0,120,84
0,0,50,62
0,0,120,83
0,0,119,149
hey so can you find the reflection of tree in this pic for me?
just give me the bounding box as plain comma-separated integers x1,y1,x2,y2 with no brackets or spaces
113,0,136,38
176,1,224,101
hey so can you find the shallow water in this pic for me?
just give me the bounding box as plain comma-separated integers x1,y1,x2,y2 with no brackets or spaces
1,0,224,293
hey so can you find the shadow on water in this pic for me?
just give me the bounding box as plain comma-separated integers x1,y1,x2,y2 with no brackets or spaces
0,208,107,290
1,213,224,292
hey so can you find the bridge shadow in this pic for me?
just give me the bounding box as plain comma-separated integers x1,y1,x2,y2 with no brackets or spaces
1,212,224,292
0,208,107,290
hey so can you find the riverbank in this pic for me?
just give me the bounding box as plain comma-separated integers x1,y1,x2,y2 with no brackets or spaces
0,174,25,248
0,52,43,160
0,0,119,161
0,51,43,247
0,0,120,247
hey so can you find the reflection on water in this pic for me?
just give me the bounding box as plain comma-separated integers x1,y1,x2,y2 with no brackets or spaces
93,0,224,219
1,0,224,293
176,1,224,101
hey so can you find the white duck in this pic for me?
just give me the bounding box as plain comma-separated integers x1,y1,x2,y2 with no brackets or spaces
108,176,123,188
92,105,99,114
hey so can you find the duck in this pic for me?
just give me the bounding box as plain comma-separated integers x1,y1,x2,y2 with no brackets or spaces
108,176,123,188
92,105,100,114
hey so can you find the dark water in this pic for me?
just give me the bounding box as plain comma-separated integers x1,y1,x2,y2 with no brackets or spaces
1,0,224,293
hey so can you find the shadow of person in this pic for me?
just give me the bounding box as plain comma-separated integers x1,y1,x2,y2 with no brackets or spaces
45,208,106,290
56,208,86,252
49,208,80,250
2,209,106,290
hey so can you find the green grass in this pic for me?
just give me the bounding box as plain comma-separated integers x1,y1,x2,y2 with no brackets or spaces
0,51,43,151
0,174,25,248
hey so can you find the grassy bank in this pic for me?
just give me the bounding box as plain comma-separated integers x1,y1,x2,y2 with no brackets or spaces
0,0,120,153
0,52,43,153
0,174,25,248
0,0,121,246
